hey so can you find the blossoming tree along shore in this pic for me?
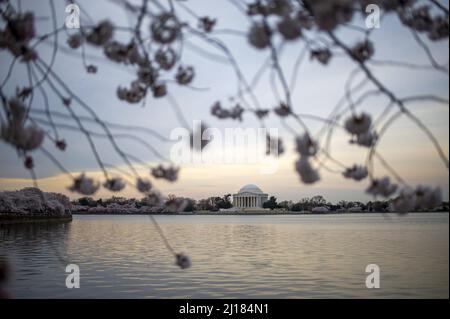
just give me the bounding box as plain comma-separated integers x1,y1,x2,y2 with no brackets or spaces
0,0,448,268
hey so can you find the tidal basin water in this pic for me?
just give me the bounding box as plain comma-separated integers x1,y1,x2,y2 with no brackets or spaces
0,213,448,298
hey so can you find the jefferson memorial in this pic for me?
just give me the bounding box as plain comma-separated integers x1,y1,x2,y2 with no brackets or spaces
233,184,269,209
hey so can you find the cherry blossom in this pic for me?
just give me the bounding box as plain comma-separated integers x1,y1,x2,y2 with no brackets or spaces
274,103,291,117
277,16,302,41
176,66,195,85
103,178,126,192
175,252,191,269
366,177,398,198
136,178,152,193
345,112,372,136
67,33,83,49
151,13,180,44
296,133,318,157
391,187,417,213
117,81,146,104
248,22,271,50
104,41,142,65
311,49,332,65
151,165,179,182
68,174,100,196
355,131,378,148
165,197,188,213
86,20,114,46
55,139,67,151
343,165,369,181
295,157,320,184
198,17,216,33
351,40,375,63
155,48,177,70
306,0,354,31
415,186,443,210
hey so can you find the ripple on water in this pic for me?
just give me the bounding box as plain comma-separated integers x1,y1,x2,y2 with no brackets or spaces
0,213,448,298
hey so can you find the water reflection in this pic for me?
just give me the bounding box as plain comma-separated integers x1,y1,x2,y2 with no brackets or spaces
0,213,448,298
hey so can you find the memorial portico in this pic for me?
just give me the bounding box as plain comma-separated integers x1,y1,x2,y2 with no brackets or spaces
233,184,268,209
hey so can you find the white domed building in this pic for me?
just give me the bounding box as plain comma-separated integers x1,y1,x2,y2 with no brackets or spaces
233,184,269,209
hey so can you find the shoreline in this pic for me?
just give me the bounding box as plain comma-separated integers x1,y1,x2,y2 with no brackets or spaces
1,211,447,224
71,210,449,216
0,215,73,225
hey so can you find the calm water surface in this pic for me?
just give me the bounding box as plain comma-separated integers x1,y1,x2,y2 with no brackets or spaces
0,213,448,298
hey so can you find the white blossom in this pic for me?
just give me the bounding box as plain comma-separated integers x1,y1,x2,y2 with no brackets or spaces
297,10,314,30
103,178,126,192
343,165,369,181
295,157,320,184
145,190,164,207
366,177,398,198
306,0,354,31
117,81,146,104
274,103,291,117
175,252,191,269
86,20,114,46
155,48,177,70
104,41,141,64
198,17,216,33
211,102,244,121
86,64,97,74
152,165,179,182
311,49,332,65
351,40,375,62
151,82,167,98
428,17,449,41
56,139,67,151
248,22,271,50
7,12,35,42
176,66,195,85
136,178,152,193
138,65,159,86
0,12,36,59
151,13,180,44
391,187,416,213
345,112,372,135
355,131,378,148
277,16,302,41
211,102,230,119
255,109,270,119
165,197,188,213
1,123,45,151
67,33,83,49
8,98,27,123
68,174,100,196
415,186,442,210
296,133,318,157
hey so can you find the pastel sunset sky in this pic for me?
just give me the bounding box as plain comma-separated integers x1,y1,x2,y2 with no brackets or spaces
0,0,448,202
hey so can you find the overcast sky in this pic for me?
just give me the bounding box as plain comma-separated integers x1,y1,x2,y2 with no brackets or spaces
0,0,448,202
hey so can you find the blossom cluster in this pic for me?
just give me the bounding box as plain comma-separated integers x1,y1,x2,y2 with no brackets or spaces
0,97,44,152
294,133,320,184
0,12,37,62
66,17,198,104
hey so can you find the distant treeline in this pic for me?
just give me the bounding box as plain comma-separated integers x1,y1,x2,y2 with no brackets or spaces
72,194,449,213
